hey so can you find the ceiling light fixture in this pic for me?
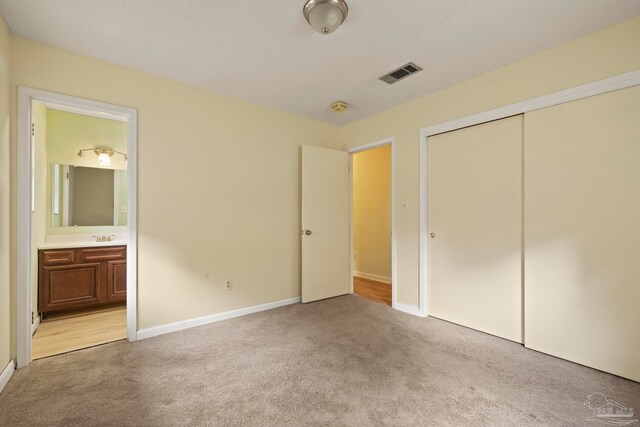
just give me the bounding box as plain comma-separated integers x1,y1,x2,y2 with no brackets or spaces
303,0,348,35
77,147,127,167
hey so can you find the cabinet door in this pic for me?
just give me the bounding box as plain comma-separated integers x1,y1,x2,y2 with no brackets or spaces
40,263,101,312
427,115,523,342
107,260,127,301
524,85,640,382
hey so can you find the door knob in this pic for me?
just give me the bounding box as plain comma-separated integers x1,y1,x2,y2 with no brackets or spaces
430,233,435,238
305,229,312,236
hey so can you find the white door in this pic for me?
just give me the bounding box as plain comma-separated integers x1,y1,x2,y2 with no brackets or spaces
524,86,640,382
301,145,350,303
427,115,523,342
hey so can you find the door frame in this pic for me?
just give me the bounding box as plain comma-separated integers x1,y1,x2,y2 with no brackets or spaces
348,137,396,308
418,69,640,317
17,87,138,368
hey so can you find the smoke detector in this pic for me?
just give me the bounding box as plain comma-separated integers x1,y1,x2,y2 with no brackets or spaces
331,100,348,113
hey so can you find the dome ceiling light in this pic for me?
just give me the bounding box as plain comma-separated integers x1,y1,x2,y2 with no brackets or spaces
303,0,349,35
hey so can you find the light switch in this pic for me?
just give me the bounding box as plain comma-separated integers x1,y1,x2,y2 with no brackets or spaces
401,200,409,211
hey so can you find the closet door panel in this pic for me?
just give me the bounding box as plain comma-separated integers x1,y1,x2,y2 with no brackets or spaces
524,85,640,382
427,115,523,342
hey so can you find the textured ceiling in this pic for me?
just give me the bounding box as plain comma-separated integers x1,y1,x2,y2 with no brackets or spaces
1,0,639,125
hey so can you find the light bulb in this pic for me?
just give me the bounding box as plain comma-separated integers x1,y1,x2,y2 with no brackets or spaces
98,152,111,166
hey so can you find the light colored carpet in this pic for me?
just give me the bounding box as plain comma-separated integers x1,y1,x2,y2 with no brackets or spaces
0,295,638,426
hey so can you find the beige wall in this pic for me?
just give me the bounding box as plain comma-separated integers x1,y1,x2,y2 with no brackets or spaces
339,16,640,308
0,16,10,371
352,145,391,282
9,37,341,339
46,109,127,170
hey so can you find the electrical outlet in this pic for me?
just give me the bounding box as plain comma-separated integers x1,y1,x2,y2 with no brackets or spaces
225,280,232,290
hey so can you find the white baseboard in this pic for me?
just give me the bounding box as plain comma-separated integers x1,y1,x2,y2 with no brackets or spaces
31,315,40,336
395,302,427,317
137,296,301,340
354,271,392,284
0,360,15,395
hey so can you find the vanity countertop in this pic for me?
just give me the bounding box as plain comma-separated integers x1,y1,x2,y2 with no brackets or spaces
38,240,128,250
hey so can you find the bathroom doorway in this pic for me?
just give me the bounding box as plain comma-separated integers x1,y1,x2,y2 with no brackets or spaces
17,88,138,367
349,138,395,307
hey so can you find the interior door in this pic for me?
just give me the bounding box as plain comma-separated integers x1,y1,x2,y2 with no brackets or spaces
427,115,523,342
524,86,640,382
301,145,350,303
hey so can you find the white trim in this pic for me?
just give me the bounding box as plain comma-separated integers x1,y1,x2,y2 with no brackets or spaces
137,297,301,340
126,108,138,344
39,99,128,122
348,137,396,309
347,139,393,154
354,271,391,284
17,88,32,368
349,154,354,295
418,69,640,318
418,127,428,318
31,315,40,336
0,360,15,394
395,303,425,317
17,87,138,368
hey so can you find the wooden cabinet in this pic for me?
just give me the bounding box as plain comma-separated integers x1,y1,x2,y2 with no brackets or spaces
39,245,126,316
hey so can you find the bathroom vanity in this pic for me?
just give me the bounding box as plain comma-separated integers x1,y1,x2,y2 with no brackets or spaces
38,244,126,317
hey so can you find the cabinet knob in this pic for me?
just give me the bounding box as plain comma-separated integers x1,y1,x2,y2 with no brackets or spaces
430,233,435,238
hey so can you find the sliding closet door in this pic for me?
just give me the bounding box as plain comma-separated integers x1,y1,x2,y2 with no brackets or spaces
524,86,640,382
427,115,523,342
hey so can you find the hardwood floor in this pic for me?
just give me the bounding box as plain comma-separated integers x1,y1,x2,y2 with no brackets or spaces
32,305,127,360
353,276,391,306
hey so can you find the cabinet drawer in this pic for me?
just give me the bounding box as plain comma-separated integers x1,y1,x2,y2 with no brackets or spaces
41,250,75,266
81,246,126,262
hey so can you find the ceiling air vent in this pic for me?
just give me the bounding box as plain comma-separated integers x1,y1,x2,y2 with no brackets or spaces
379,62,422,85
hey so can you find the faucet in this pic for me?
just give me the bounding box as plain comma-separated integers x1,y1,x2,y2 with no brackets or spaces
93,235,116,242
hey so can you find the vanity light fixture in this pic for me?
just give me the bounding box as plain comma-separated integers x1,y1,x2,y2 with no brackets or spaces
77,147,127,167
303,0,348,35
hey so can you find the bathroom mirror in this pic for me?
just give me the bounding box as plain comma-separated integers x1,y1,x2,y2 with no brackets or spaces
50,164,128,227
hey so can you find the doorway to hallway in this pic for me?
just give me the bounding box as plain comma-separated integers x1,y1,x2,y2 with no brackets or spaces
351,142,393,307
